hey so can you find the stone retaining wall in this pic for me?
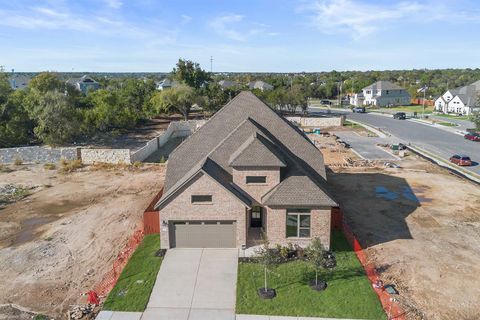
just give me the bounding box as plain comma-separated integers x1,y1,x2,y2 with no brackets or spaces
0,120,206,165
80,148,131,165
0,146,78,164
286,116,344,127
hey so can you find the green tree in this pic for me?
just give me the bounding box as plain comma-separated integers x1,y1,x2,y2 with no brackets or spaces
255,241,280,295
150,84,200,120
29,72,64,93
0,90,34,147
305,237,336,289
84,89,139,132
32,91,80,146
172,59,211,89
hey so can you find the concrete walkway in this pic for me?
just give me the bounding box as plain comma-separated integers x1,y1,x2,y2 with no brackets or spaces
143,248,238,320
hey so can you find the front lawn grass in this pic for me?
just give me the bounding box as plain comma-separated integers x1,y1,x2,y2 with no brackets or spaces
236,231,386,319
437,121,457,127
102,234,162,311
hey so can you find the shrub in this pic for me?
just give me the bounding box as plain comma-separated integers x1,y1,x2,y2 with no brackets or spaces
159,156,166,163
133,161,143,168
14,157,23,166
43,163,56,170
59,159,83,173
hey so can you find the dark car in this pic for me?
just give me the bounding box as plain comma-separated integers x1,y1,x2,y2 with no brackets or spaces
352,106,365,113
393,112,406,120
449,154,472,166
464,132,480,142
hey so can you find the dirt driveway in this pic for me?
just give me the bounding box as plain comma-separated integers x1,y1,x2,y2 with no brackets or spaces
0,164,165,319
327,160,480,319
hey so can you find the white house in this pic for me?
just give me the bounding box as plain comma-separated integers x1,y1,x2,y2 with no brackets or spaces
248,80,273,91
352,81,410,107
434,80,480,115
156,78,179,90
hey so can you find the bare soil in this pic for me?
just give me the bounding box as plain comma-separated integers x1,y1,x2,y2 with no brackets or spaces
0,163,165,319
326,149,480,319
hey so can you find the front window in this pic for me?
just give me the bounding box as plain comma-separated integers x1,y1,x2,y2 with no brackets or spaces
286,209,311,238
246,176,266,184
191,195,212,203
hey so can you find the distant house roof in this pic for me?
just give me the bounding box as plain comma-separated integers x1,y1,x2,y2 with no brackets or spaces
363,80,405,91
9,74,31,90
218,80,238,89
449,80,480,106
157,78,179,90
66,75,98,86
248,80,274,91
155,91,336,210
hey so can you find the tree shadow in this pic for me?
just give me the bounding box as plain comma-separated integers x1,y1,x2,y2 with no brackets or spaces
327,170,422,248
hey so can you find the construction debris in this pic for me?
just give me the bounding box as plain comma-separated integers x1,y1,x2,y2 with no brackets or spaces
66,304,98,320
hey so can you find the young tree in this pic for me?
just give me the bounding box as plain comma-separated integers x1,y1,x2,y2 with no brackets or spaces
305,237,336,290
150,84,200,120
255,241,280,298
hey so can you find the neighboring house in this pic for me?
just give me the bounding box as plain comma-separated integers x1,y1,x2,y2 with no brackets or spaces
156,78,179,90
218,80,238,89
353,80,410,107
248,80,274,91
9,74,31,90
349,92,364,106
434,80,480,115
66,75,100,94
155,91,337,250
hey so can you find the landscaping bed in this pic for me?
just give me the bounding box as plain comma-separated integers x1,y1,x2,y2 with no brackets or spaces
102,235,163,311
236,231,386,319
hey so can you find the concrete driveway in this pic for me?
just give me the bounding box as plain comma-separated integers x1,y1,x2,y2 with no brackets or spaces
143,248,238,320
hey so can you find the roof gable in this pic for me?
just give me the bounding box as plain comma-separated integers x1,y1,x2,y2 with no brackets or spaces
363,81,405,91
229,133,286,167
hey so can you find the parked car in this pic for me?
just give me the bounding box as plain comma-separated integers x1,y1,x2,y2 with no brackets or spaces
464,132,480,142
393,112,406,120
352,106,365,113
449,154,472,166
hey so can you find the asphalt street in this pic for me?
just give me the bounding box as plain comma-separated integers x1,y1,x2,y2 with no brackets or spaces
308,107,480,175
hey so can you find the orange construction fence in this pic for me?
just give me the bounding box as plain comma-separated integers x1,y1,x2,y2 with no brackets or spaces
332,208,406,320
92,227,144,298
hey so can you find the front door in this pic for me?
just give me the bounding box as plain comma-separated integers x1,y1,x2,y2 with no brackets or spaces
250,206,263,228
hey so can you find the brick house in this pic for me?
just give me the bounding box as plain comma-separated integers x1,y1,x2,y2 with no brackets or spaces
155,91,337,250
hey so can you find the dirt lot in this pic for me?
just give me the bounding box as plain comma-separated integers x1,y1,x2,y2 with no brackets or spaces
0,163,165,319
317,132,480,319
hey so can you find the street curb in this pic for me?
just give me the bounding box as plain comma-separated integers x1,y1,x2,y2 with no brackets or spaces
406,145,480,185
344,119,388,138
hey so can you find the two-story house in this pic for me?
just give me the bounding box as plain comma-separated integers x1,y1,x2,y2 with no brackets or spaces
434,80,480,115
352,81,410,107
154,91,337,250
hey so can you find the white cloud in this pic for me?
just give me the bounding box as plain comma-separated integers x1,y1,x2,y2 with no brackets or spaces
305,0,425,39
104,0,123,9
209,14,278,42
181,14,192,24
210,14,247,41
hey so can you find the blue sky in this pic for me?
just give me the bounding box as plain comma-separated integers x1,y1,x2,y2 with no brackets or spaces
1,0,479,72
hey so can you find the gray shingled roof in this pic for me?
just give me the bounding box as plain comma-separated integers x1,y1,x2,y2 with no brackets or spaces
363,80,405,91
262,175,337,207
229,133,286,167
450,80,480,106
155,91,335,209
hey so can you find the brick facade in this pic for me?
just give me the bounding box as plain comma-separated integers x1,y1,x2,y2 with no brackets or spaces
232,166,280,204
159,173,247,249
265,207,331,249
